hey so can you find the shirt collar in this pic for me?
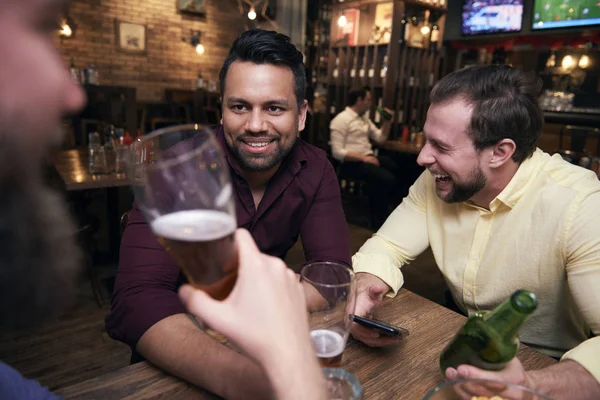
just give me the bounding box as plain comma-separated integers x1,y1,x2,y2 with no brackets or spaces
491,148,545,210
344,106,365,121
215,124,307,179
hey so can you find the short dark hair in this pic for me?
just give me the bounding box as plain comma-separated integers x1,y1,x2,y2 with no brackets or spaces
347,86,371,107
430,65,543,163
219,29,306,109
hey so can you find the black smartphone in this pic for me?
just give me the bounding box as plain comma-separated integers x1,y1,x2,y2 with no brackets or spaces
349,314,410,338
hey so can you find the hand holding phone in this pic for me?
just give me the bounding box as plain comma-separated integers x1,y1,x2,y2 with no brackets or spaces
350,314,410,338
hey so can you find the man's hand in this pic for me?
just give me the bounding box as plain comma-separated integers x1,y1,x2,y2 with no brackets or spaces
445,358,600,400
179,229,327,400
179,229,312,366
363,155,380,166
445,358,532,389
350,273,401,346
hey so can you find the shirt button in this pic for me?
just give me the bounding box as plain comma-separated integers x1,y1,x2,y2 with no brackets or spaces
466,291,472,297
472,255,478,261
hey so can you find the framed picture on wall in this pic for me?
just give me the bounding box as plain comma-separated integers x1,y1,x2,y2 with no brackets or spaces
115,20,147,54
178,0,205,15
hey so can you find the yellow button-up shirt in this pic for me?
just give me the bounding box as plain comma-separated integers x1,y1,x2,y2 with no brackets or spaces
353,149,600,382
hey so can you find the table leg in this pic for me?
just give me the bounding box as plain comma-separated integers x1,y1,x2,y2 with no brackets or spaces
106,187,121,259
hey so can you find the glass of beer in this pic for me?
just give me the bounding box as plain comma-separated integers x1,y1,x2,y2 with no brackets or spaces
300,262,356,368
129,124,237,301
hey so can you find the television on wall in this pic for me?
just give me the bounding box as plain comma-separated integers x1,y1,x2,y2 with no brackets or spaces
532,0,600,30
462,0,524,36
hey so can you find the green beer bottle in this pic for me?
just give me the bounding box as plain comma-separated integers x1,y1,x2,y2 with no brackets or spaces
439,289,537,373
376,106,393,121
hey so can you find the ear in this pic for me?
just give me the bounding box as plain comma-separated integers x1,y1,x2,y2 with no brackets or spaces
489,139,516,169
297,99,309,132
220,96,224,125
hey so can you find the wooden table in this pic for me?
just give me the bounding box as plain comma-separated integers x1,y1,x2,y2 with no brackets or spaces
382,140,423,155
57,290,556,399
51,148,131,191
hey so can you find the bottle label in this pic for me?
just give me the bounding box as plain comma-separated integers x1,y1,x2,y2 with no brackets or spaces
368,69,374,78
333,69,338,78
359,69,365,77
350,69,356,77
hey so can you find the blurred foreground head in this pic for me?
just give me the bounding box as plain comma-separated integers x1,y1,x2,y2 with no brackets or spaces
0,0,86,328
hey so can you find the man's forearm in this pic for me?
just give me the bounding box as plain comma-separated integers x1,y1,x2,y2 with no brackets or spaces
380,120,391,141
343,152,367,163
136,313,272,400
528,360,600,400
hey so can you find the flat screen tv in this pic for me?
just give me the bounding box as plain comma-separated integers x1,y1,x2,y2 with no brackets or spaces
462,0,524,36
532,0,600,30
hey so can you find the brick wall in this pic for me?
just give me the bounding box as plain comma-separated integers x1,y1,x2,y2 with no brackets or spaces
57,0,249,102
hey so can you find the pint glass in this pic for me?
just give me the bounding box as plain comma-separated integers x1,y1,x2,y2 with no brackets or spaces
300,262,356,368
129,124,237,300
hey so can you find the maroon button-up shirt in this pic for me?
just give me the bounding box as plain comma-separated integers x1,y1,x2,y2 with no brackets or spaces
105,125,351,352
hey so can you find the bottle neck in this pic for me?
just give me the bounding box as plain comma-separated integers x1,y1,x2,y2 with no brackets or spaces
484,299,533,342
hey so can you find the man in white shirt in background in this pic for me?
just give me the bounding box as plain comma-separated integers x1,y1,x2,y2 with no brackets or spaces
330,86,400,227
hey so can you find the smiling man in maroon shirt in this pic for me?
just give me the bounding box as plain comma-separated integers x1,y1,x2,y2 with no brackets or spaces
105,29,351,399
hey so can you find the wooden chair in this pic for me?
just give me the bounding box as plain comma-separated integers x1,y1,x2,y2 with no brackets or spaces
76,223,104,307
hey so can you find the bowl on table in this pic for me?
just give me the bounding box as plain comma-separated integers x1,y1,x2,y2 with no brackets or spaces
322,368,363,400
422,378,554,400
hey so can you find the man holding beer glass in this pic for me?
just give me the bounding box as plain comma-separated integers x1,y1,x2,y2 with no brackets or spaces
106,29,351,399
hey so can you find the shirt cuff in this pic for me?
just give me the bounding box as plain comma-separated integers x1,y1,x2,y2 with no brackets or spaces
352,252,404,297
560,336,600,385
333,148,348,162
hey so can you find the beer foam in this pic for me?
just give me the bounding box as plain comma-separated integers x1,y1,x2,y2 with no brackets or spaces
151,210,236,242
310,329,345,358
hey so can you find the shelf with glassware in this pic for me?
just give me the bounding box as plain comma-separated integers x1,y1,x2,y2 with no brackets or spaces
326,0,446,140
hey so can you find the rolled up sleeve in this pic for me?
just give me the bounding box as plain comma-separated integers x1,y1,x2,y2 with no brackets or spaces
352,172,431,296
329,117,348,162
105,205,186,350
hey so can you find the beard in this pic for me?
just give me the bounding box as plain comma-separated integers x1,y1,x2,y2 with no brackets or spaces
437,165,487,203
230,133,297,172
0,133,82,329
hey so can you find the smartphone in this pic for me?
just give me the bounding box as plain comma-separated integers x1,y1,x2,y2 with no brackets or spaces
350,314,410,338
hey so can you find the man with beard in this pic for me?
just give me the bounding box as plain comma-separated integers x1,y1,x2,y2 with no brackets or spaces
329,87,399,227
105,29,351,399
0,0,84,396
351,65,600,399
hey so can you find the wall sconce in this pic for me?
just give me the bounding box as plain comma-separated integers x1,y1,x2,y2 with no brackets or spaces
420,25,430,35
182,30,205,55
338,15,347,27
546,52,556,68
579,55,590,69
248,5,257,20
561,55,575,70
58,16,76,38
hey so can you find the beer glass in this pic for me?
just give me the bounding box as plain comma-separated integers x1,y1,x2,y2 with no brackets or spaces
129,124,238,301
300,262,356,368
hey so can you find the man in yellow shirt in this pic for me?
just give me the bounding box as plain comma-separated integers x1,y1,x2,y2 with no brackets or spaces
351,65,600,399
